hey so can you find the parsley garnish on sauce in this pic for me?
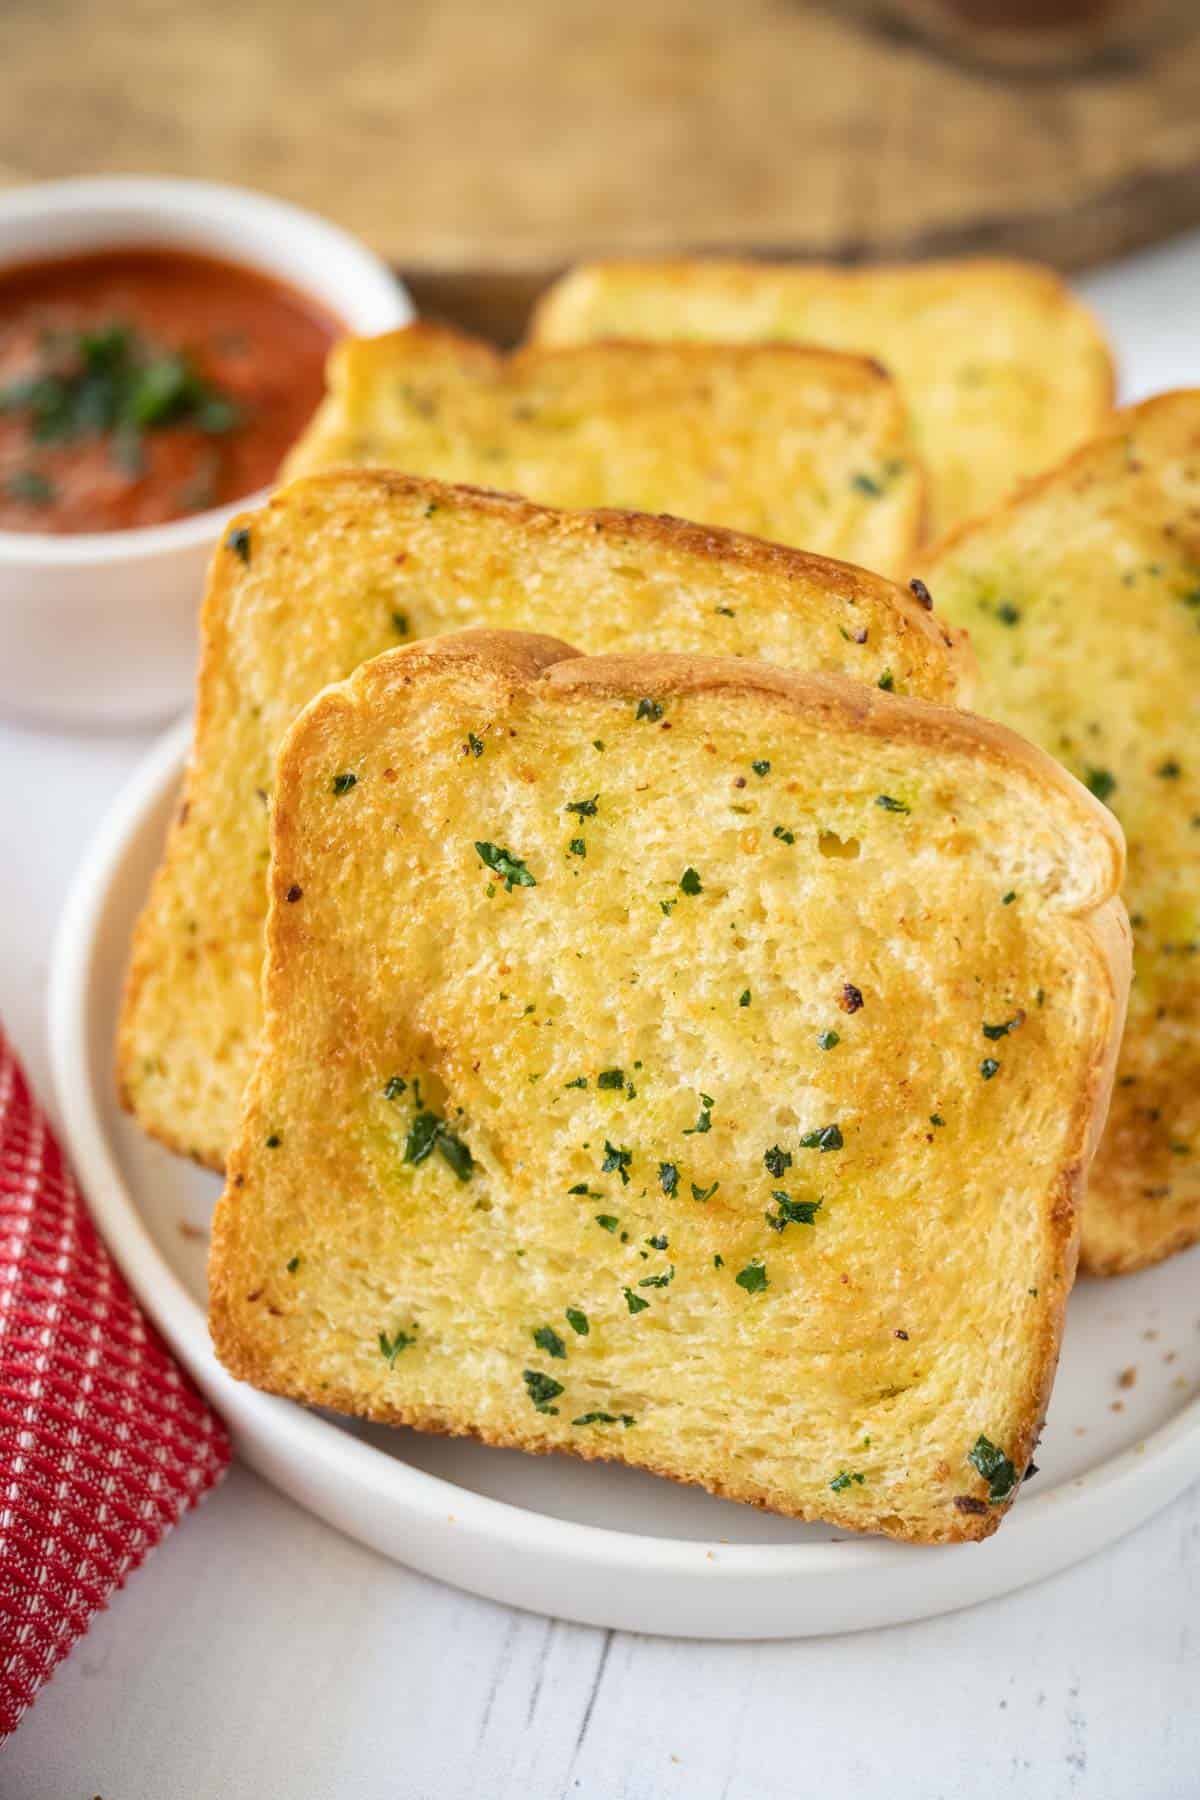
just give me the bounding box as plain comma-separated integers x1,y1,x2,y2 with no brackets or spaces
968,1434,1017,1503
475,841,536,890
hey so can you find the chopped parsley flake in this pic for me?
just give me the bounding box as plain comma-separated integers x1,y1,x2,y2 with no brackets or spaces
226,525,251,563
286,1255,300,1274
799,1124,843,1151
265,1133,281,1148
1157,758,1182,779
523,1370,564,1413
532,1325,567,1360
623,1287,650,1315
818,1030,840,1051
680,867,703,895
565,795,599,818
659,898,677,916
830,1470,866,1493
379,1325,417,1365
565,1077,588,1090
739,989,751,1007
475,842,536,890
1002,890,1017,905
466,731,484,757
764,1145,792,1177
659,1162,679,1196
713,1253,725,1268
772,825,795,845
930,1113,945,1128
404,1104,474,1181
383,1075,408,1101
968,1434,1017,1503
691,1180,719,1202
639,1266,674,1289
684,1092,714,1135
573,1412,634,1427
598,1068,625,1089
767,1192,822,1230
980,1058,1000,1081
878,670,895,692
601,1140,633,1184
565,1307,589,1336
982,1013,1024,1040
1084,767,1117,803
569,837,586,857
330,772,357,796
752,759,771,776
646,1233,669,1250
735,1262,768,1294
635,697,663,721
392,611,410,637
852,472,882,497
875,794,909,814
595,1214,619,1232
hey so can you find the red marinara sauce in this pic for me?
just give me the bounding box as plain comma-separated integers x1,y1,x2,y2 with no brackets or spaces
0,248,341,533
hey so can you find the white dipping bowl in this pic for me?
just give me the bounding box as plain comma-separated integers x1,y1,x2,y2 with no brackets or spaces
0,177,412,727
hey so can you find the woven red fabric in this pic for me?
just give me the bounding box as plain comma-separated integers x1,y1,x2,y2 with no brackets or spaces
0,1029,230,1738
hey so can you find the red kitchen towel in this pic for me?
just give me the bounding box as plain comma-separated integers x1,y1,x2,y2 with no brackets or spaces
0,1028,230,1737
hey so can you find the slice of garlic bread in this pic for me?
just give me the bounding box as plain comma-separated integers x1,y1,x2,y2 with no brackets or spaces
530,259,1114,540
118,472,972,1174
924,392,1200,1276
283,324,925,575
210,630,1128,1543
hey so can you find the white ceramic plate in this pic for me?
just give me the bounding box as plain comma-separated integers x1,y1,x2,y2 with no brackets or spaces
49,722,1200,1639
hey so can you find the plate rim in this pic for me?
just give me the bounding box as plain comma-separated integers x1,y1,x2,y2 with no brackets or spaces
46,718,1200,1634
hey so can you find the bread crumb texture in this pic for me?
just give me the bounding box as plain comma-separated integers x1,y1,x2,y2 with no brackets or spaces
117,474,969,1172
531,257,1114,540
927,392,1200,1275
209,632,1127,1543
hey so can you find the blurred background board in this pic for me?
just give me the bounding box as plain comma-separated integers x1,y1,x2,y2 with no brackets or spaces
5,0,1200,340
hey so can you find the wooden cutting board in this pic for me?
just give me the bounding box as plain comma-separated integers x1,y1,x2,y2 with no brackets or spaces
5,0,1200,341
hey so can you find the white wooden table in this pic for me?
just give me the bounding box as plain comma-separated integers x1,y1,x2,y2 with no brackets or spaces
3,233,1200,1800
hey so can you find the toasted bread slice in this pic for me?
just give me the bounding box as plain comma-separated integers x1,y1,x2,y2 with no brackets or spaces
118,473,971,1173
210,630,1128,1543
282,324,925,574
924,392,1200,1276
530,258,1115,540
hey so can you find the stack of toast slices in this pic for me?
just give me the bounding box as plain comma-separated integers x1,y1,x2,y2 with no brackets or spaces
118,254,1198,1544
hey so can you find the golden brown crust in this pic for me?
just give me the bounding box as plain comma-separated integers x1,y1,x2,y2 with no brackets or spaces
924,391,1200,1275
117,469,975,1170
211,629,1130,1543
